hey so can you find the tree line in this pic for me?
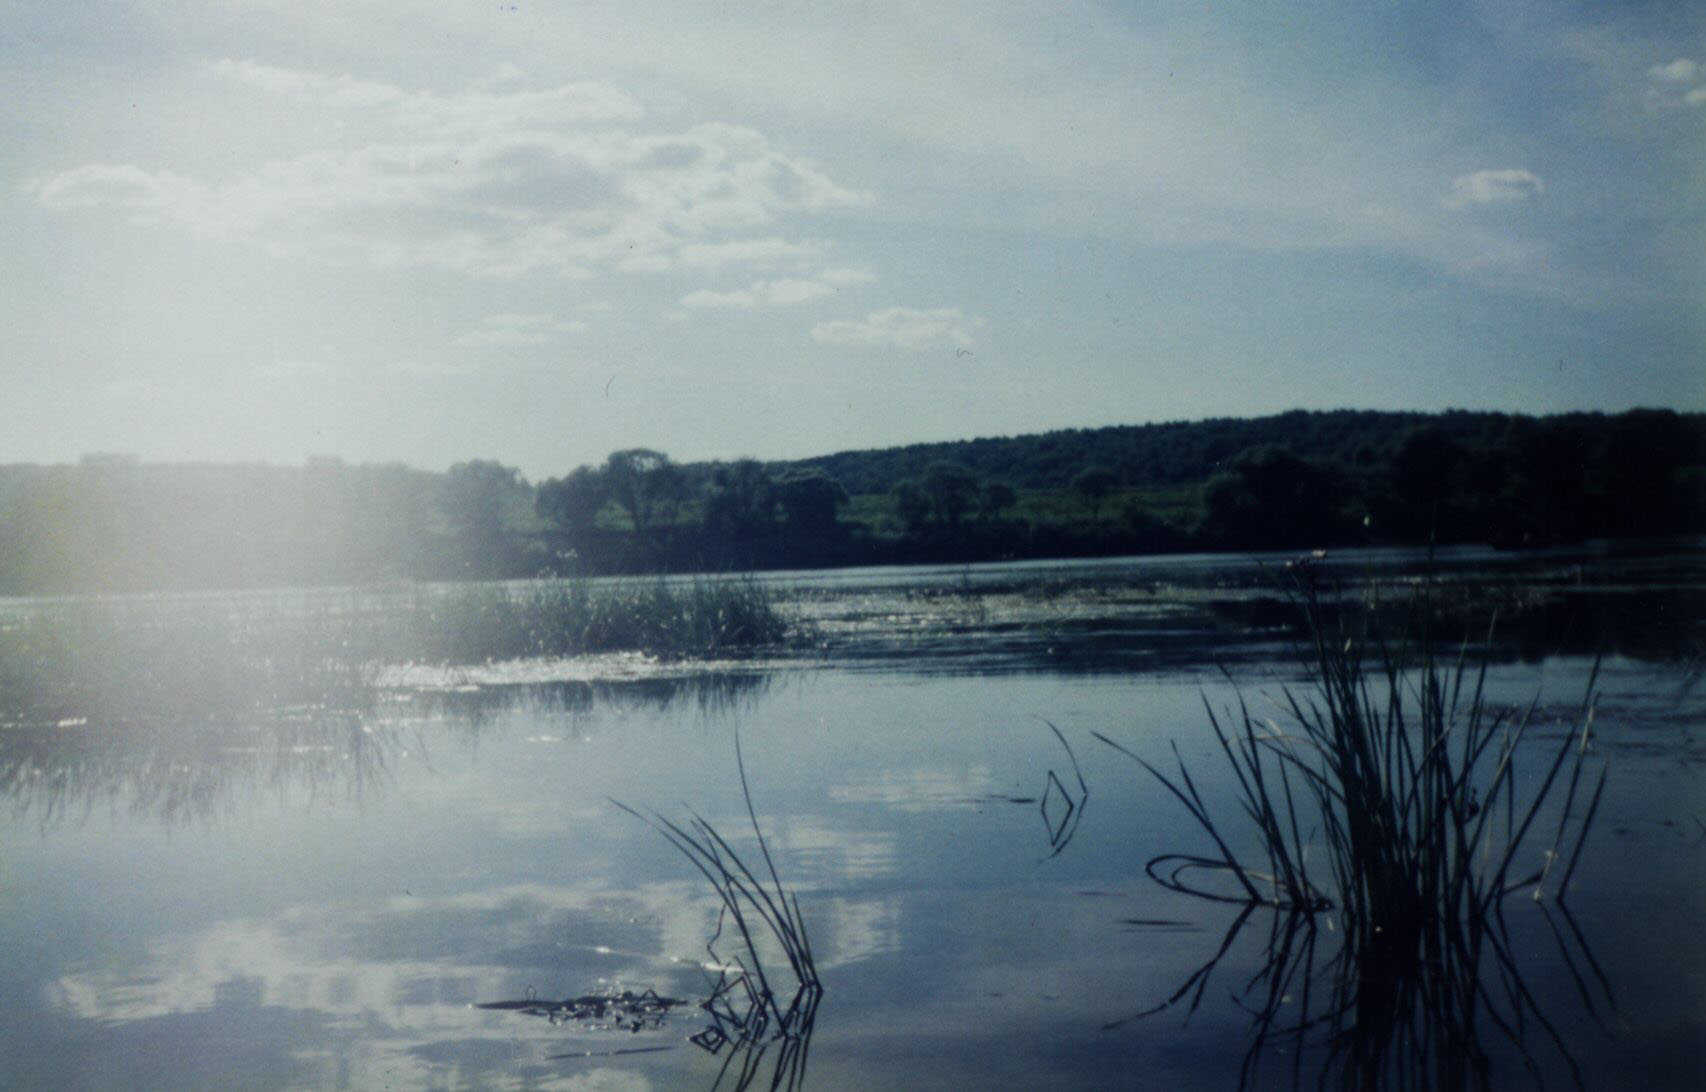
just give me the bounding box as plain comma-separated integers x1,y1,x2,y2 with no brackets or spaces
0,408,1699,592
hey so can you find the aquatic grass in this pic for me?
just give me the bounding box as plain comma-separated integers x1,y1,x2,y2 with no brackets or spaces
0,576,790,726
613,735,820,1090
1100,574,1610,1089
1100,581,1605,915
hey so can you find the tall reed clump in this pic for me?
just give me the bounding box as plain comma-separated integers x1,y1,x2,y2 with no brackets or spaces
1101,579,1605,913
0,577,790,723
1099,575,1609,1088
379,577,791,663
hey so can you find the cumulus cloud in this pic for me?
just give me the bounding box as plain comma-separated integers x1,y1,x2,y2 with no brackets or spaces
1443,169,1544,210
454,312,588,347
1645,57,1706,109
31,64,871,279
811,307,982,350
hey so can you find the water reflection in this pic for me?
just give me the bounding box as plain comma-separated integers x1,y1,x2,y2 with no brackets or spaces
0,710,403,827
1113,896,1612,1091
612,739,823,1091
0,672,769,826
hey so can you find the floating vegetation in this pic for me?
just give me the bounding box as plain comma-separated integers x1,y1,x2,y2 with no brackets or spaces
1097,571,1611,1089
614,734,821,1090
476,988,689,1032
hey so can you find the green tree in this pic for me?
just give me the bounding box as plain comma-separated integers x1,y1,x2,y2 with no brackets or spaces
1198,445,1348,548
980,481,1017,521
922,461,979,528
604,448,684,538
536,465,608,541
441,460,527,544
1072,465,1118,517
892,479,931,533
702,459,777,540
773,470,848,536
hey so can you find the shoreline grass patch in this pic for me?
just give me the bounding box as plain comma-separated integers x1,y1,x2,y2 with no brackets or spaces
0,576,791,726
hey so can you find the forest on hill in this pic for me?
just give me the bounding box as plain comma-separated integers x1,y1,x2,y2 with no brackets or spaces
1,408,1701,593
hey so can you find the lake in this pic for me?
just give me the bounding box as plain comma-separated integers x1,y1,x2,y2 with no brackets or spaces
3,544,1703,1089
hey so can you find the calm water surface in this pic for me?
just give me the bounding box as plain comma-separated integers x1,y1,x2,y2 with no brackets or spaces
3,547,1703,1089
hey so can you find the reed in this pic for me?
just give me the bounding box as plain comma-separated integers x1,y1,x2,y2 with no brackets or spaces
0,577,790,726
1099,574,1609,1089
1100,578,1604,913
613,734,820,1090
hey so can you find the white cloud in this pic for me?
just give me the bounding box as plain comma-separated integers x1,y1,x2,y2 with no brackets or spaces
455,312,589,347
811,307,982,349
212,58,645,131
1645,57,1706,109
1648,58,1700,84
819,267,878,286
32,163,204,219
1443,169,1544,210
32,65,871,280
680,272,869,309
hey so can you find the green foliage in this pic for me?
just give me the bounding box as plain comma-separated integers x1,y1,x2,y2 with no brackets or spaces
921,460,979,527
0,408,1699,593
772,470,848,534
701,459,778,540
1197,444,1354,548
1071,465,1119,514
603,448,686,538
440,460,528,541
891,479,931,533
979,481,1017,521
536,464,609,540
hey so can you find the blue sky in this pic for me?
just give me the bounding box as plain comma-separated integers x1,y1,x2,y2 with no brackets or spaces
4,1,1701,477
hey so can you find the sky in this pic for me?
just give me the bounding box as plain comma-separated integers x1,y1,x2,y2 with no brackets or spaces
4,1,1702,479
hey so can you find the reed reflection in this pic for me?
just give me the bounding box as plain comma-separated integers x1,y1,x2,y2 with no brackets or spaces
1110,895,1612,1091
1,672,770,826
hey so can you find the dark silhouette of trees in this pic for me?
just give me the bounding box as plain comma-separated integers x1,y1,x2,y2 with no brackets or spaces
772,470,848,537
1381,426,1469,541
603,449,684,539
702,459,778,541
1198,445,1351,549
922,461,979,528
536,464,609,549
893,479,931,533
1072,465,1119,516
0,407,1700,594
980,481,1017,521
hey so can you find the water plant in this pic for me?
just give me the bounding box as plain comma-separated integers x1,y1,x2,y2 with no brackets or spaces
0,576,791,727
1098,571,1609,1089
613,735,821,1090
